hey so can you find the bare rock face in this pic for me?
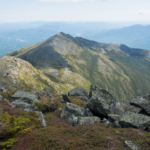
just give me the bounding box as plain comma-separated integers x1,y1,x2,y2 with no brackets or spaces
87,85,116,118
10,90,39,110
60,102,84,118
68,87,88,99
119,111,150,130
34,111,46,127
0,94,3,101
130,93,150,115
124,141,139,150
60,94,71,103
68,114,100,126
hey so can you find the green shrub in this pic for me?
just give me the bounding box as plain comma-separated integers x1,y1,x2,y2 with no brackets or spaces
0,138,18,150
0,111,33,150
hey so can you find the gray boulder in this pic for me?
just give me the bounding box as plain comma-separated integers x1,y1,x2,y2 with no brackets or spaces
108,114,120,122
101,118,107,123
84,108,93,117
34,111,46,127
112,121,121,128
10,90,39,110
0,87,7,93
68,87,88,99
121,103,142,114
47,93,55,99
119,111,150,130
124,141,139,150
130,93,150,115
68,114,100,126
0,94,3,101
37,91,55,99
60,102,84,118
42,87,54,93
87,85,116,117
101,118,110,124
114,102,124,115
60,94,71,103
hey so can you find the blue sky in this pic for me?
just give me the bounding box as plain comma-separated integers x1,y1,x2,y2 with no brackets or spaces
0,0,150,22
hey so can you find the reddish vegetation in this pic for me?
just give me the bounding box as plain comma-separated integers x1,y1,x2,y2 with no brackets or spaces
1,98,150,150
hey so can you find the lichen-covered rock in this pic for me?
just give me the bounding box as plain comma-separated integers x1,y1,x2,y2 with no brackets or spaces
60,102,84,118
121,103,142,114
108,114,120,122
10,90,39,110
101,118,107,123
37,91,55,99
60,94,71,103
84,108,93,117
101,118,110,124
0,87,7,93
124,141,139,150
114,102,124,115
41,87,54,93
34,111,46,127
130,93,150,115
11,90,39,102
87,85,116,117
68,114,100,126
0,94,3,101
68,87,88,99
112,121,121,128
47,93,55,99
119,111,150,130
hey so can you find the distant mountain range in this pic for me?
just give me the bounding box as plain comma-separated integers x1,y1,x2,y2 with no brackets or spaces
1,32,149,103
87,25,150,50
1,23,150,57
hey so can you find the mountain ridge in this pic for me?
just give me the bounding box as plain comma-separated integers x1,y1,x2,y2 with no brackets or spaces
3,32,150,102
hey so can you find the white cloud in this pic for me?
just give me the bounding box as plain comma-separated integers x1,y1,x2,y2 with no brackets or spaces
135,10,150,15
17,39,27,42
39,0,95,2
76,33,82,36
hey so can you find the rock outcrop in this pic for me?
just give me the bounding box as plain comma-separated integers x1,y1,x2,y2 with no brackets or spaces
130,93,150,115
68,87,88,100
124,141,139,150
60,102,84,118
119,111,150,130
34,111,46,127
10,90,39,111
68,114,100,126
0,95,3,101
60,94,71,103
87,85,116,118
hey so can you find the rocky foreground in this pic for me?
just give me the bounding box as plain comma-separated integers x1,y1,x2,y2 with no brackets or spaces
0,84,150,149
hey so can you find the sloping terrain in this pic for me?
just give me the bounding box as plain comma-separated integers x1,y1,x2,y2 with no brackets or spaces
5,32,150,102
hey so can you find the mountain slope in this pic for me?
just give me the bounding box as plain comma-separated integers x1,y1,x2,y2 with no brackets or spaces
6,32,150,102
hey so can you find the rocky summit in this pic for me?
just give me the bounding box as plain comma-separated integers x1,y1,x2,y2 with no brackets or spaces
0,32,150,149
0,84,150,149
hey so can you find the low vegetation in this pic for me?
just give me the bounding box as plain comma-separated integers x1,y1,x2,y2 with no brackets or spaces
0,96,150,150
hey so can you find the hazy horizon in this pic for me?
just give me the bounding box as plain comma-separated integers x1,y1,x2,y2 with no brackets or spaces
1,0,150,23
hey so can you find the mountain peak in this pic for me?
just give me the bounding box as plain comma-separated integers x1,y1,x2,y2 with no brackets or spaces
54,32,74,40
56,32,66,36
